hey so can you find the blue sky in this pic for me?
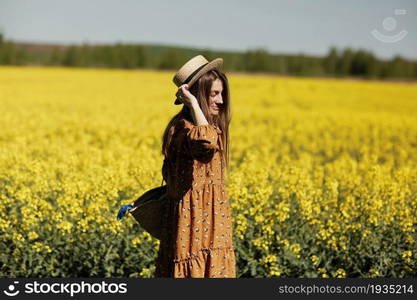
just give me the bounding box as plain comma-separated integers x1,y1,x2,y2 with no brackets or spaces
0,0,416,59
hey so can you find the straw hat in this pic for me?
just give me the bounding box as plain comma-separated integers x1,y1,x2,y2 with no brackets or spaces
173,55,223,105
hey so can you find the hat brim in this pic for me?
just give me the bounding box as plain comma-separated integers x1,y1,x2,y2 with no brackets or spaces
174,58,223,105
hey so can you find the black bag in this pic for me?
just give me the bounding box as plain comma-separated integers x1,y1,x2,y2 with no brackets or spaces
128,185,168,240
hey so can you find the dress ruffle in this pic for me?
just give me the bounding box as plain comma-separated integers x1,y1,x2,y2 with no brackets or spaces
174,246,236,278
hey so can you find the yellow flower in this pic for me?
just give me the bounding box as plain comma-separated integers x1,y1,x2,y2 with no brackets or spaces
401,250,412,263
369,268,381,277
57,221,73,234
31,242,52,253
333,268,347,278
131,236,141,246
289,243,301,258
262,254,278,264
310,255,319,266
28,231,39,240
269,265,282,277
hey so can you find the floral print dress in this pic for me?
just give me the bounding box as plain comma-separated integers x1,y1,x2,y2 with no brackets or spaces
155,118,236,278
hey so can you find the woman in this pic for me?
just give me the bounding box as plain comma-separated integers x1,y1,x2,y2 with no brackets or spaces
155,55,236,278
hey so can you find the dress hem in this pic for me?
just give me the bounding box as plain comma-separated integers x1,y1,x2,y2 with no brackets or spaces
173,246,235,263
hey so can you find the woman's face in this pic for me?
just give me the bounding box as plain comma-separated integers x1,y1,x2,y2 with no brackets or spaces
208,78,223,116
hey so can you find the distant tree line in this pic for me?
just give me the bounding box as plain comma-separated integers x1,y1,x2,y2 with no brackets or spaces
1,33,416,80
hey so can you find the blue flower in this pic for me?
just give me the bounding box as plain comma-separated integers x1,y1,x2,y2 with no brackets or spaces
117,204,134,221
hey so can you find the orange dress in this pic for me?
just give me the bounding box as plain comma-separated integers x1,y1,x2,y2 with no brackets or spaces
155,118,236,278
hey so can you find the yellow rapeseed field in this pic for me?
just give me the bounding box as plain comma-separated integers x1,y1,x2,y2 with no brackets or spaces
0,66,416,277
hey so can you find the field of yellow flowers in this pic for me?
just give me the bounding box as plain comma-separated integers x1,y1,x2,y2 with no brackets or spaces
0,66,416,278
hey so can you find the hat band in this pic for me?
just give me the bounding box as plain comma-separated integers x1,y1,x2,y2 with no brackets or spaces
183,62,209,84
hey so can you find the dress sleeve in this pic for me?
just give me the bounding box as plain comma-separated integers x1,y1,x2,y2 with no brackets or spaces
184,121,220,163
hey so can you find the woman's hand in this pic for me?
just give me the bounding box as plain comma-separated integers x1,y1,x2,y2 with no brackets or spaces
176,84,198,108
176,84,209,126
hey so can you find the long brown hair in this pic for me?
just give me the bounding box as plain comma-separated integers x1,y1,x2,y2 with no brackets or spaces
161,69,231,177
